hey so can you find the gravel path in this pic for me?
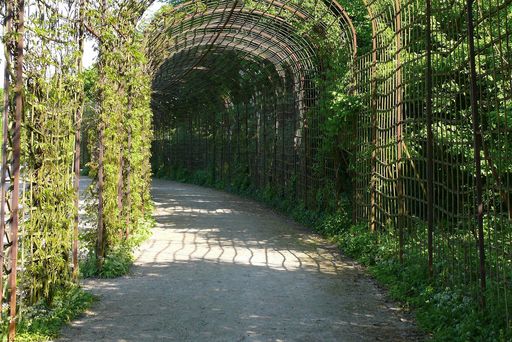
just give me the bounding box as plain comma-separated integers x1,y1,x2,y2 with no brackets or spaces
58,179,421,341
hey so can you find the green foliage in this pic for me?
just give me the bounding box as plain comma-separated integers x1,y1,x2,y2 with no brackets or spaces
80,246,134,279
321,93,362,143
13,0,85,307
9,286,94,342
315,219,512,342
84,0,153,273
79,216,153,278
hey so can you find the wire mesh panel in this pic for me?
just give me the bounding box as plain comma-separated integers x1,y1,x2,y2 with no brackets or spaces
470,0,512,324
351,0,512,332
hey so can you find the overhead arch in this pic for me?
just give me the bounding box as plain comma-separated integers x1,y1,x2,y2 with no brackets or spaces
144,1,356,90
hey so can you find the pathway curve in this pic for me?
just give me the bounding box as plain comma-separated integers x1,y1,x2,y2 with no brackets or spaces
59,179,421,341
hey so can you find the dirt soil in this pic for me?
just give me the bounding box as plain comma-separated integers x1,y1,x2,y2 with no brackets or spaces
58,179,423,342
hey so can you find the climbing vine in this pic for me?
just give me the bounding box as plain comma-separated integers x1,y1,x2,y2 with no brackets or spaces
82,0,153,272
21,0,82,304
1,0,153,338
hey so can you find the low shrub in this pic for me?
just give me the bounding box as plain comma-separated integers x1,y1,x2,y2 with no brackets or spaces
80,217,154,278
13,286,94,342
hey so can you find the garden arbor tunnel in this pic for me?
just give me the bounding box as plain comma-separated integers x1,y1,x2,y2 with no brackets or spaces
148,0,362,209
0,0,511,339
146,0,512,330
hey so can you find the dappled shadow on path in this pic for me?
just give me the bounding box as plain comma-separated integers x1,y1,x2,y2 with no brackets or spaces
58,179,421,342
149,181,348,276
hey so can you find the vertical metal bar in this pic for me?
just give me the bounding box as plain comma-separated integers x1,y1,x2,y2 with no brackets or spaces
125,88,132,239
73,0,86,282
117,150,124,226
262,94,266,187
228,102,232,186
281,95,285,197
236,105,241,164
426,0,434,279
96,119,105,264
370,13,378,232
115,71,126,226
188,112,193,172
273,95,277,190
0,0,13,318
244,101,249,176
466,0,486,307
394,0,405,263
212,114,217,182
96,0,107,268
8,0,24,338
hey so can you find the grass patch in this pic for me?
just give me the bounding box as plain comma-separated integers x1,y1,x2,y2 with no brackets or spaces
11,286,95,342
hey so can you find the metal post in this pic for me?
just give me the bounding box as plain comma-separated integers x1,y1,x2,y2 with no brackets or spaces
426,0,435,279
394,0,405,263
73,0,86,282
8,0,24,338
96,0,107,269
370,12,378,232
0,0,13,318
466,0,486,307
96,118,105,266
125,90,133,239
